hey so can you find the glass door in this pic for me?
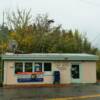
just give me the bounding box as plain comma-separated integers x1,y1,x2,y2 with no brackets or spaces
71,64,80,83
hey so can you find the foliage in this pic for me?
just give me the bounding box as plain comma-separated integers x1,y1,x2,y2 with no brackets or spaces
0,9,100,80
0,9,98,54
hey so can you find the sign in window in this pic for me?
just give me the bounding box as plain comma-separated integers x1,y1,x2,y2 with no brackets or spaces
34,63,42,72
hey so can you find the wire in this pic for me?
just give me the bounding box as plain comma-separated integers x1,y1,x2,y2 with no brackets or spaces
77,0,100,47
78,0,100,7
90,33,100,46
91,33,100,43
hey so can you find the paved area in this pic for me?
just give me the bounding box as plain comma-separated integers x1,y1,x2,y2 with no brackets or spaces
48,94,100,100
1,84,100,100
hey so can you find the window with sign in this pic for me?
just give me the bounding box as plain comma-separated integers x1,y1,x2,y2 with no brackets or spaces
25,62,32,72
34,63,42,72
44,63,52,71
15,62,23,74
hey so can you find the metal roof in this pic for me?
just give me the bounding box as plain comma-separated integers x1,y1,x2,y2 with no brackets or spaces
1,53,98,61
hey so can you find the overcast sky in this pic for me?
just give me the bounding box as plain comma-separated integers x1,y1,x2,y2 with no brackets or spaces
0,0,100,47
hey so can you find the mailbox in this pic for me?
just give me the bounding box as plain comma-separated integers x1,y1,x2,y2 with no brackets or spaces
53,71,60,84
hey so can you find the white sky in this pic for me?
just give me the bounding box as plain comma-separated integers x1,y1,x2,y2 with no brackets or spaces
0,0,100,47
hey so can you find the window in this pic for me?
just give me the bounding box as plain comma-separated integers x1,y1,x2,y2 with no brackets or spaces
25,62,32,72
34,62,42,72
71,64,80,79
15,62,23,74
44,63,51,71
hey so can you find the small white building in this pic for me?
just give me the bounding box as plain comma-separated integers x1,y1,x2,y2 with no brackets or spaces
1,53,98,86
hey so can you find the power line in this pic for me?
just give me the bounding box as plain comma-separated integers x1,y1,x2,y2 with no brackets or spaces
91,33,100,46
78,0,100,7
91,33,100,43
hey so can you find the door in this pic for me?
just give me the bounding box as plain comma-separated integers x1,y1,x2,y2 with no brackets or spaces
71,64,80,83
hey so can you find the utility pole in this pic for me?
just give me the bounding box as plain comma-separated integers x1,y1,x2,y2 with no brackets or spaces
2,11,4,28
0,11,5,86
41,19,54,53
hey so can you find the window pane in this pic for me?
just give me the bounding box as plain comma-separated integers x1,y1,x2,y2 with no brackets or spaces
34,63,42,72
44,63,51,71
15,63,23,74
71,64,80,79
25,63,32,72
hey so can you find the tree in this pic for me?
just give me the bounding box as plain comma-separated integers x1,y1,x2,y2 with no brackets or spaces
0,24,9,53
4,9,98,54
